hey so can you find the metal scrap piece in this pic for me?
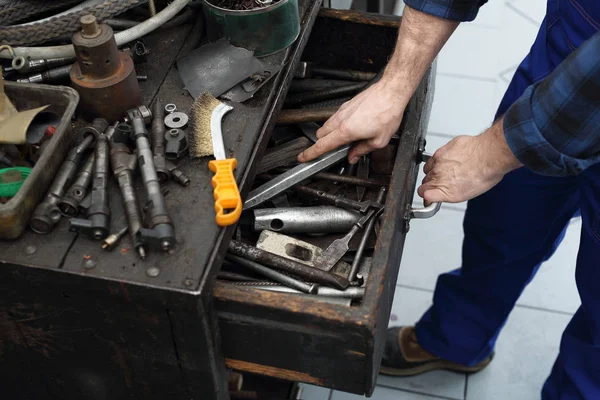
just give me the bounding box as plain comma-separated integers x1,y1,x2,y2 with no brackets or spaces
177,38,265,98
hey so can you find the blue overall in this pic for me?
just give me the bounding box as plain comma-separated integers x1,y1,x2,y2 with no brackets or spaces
414,1,600,398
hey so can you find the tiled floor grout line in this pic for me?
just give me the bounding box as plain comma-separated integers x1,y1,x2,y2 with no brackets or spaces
327,389,334,400
464,374,469,400
436,72,498,83
395,283,576,317
376,384,461,400
505,2,543,27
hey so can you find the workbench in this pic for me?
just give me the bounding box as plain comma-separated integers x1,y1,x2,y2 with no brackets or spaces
0,2,434,399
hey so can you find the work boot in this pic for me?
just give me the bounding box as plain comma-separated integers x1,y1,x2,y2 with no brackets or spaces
380,326,494,376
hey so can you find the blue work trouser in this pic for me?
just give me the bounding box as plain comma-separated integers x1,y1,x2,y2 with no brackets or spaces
414,1,600,398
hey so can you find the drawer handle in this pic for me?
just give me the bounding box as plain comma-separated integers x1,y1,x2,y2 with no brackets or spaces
410,151,441,219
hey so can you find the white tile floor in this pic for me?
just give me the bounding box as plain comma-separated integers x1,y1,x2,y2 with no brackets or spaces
302,0,583,399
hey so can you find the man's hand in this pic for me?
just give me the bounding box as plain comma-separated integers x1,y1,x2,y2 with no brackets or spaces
296,5,459,164
418,118,522,204
297,81,407,164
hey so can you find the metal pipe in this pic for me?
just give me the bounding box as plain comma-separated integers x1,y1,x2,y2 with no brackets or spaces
284,82,366,107
226,255,319,294
238,284,365,299
228,240,349,290
58,153,94,217
349,187,386,281
130,107,175,252
253,206,360,234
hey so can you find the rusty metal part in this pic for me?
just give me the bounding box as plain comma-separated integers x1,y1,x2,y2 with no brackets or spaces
58,153,94,217
102,226,128,251
356,156,369,201
276,107,337,125
256,230,352,277
312,211,373,271
29,120,103,234
349,187,386,281
253,206,360,234
226,254,319,294
70,15,141,122
228,240,349,290
70,123,113,240
285,182,384,213
289,78,357,93
284,82,366,107
310,171,385,188
130,107,175,252
294,62,376,81
239,284,365,299
109,126,146,259
16,64,73,84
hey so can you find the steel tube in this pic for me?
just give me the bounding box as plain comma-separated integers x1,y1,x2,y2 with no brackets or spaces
226,255,318,294
253,206,360,234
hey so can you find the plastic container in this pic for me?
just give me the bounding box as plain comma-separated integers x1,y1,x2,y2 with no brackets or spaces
202,0,300,57
0,82,79,239
0,167,32,197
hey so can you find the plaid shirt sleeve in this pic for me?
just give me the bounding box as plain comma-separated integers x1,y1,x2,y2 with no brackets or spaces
503,31,600,177
403,0,488,21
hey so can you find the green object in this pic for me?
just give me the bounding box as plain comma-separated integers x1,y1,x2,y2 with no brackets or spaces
202,0,300,57
0,167,31,198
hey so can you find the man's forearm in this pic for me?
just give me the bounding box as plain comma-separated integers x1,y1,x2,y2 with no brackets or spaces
381,5,459,104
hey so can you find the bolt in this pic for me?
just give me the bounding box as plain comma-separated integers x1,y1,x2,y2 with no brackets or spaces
80,15,101,38
83,257,96,269
161,240,170,251
24,245,37,255
146,267,160,277
137,246,146,260
93,230,103,240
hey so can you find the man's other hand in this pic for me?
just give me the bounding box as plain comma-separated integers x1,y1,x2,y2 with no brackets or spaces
297,81,407,164
417,118,522,204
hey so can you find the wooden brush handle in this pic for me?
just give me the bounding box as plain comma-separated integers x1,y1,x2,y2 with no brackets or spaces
276,107,338,125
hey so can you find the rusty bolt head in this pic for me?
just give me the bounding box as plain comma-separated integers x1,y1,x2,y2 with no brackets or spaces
80,15,101,39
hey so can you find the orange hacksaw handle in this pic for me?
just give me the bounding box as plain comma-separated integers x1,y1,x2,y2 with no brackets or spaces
208,158,242,227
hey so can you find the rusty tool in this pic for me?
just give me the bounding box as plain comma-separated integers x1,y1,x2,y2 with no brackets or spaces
244,145,349,210
312,213,371,271
290,184,383,213
228,240,349,290
294,62,377,81
356,156,370,201
226,254,319,294
284,82,366,108
70,14,141,122
289,78,357,93
276,107,337,125
349,187,386,281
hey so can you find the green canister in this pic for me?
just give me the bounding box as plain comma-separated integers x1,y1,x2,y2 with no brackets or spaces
202,0,300,57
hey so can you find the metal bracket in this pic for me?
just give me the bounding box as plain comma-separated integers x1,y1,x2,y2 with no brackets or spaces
408,147,441,220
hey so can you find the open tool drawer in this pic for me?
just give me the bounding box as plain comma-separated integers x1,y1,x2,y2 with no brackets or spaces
214,9,435,396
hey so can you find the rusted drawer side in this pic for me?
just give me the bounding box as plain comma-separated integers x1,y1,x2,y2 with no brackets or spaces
215,9,432,396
